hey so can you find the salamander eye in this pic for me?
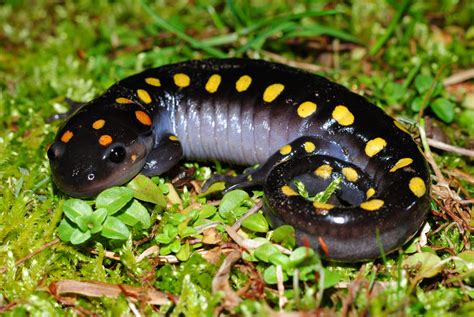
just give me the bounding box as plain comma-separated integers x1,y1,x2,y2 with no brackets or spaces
109,146,126,163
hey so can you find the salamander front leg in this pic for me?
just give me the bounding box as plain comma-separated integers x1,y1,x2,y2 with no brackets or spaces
142,133,183,176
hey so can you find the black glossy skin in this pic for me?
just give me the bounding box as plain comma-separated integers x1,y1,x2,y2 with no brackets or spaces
48,58,430,261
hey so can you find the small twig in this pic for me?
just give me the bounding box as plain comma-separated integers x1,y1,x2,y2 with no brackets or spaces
419,119,446,183
212,250,242,311
225,225,292,254
261,50,328,72
0,238,60,274
427,138,474,157
136,246,160,263
49,280,173,305
443,68,474,86
231,199,263,231
446,169,474,184
276,265,287,310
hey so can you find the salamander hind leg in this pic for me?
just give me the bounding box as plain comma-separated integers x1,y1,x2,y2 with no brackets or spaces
202,136,322,192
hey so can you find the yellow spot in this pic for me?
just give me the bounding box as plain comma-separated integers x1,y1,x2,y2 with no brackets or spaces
281,185,298,196
131,154,137,162
365,137,387,157
92,119,105,130
342,167,358,182
174,73,190,87
297,101,317,118
205,74,221,93
169,135,178,141
61,130,73,143
145,77,161,87
279,144,292,155
135,110,152,126
360,199,384,211
409,177,426,197
116,97,133,104
394,120,410,133
235,75,252,92
366,188,376,199
313,201,335,210
304,141,316,153
332,105,354,126
263,83,284,102
99,135,113,147
137,89,152,104
314,164,332,179
390,158,413,172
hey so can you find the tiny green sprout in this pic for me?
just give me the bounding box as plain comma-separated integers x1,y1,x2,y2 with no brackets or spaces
293,177,342,203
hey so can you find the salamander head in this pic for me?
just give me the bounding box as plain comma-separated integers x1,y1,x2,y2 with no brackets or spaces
48,98,154,197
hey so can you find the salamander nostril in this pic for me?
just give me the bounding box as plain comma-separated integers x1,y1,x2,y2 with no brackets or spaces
87,173,95,181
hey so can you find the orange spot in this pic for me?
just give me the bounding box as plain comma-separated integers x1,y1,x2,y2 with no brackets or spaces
92,119,105,130
99,135,113,146
318,237,329,257
131,154,137,162
61,130,73,143
135,110,152,126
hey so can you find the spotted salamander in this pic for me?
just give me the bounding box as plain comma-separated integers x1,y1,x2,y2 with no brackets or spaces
48,59,430,261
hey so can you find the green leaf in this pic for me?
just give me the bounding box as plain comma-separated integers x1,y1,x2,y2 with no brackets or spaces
431,98,455,123
70,229,91,245
117,200,151,228
403,252,442,278
176,241,191,261
155,224,179,244
241,213,269,233
90,208,108,233
458,110,474,135
75,214,92,232
63,199,92,223
455,250,474,272
170,239,181,253
127,175,166,207
218,189,249,219
199,205,217,219
384,82,407,103
180,226,197,238
101,216,130,240
96,187,134,215
411,96,424,112
289,247,315,267
57,219,75,242
199,181,226,197
268,253,290,269
254,243,280,262
415,74,434,94
323,268,341,289
271,225,295,249
263,265,288,284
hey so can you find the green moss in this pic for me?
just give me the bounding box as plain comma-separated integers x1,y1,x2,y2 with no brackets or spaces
0,0,472,315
